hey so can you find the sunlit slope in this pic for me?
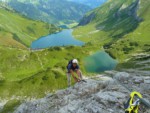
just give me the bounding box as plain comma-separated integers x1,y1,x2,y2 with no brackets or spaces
0,44,100,98
0,5,58,48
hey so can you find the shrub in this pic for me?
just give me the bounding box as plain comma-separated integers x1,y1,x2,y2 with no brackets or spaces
40,82,43,85
144,44,150,47
1,99,21,113
31,80,35,84
42,76,49,81
145,48,150,52
129,42,138,46
103,42,114,49
53,46,62,51
48,48,54,51
65,46,75,49
122,47,134,52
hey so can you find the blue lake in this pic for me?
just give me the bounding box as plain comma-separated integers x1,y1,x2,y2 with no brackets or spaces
31,29,84,49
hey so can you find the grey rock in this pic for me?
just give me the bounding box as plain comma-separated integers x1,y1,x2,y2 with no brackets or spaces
144,77,150,84
14,73,150,113
15,78,127,113
114,72,130,82
140,83,150,92
78,13,95,26
144,80,150,84
133,77,144,84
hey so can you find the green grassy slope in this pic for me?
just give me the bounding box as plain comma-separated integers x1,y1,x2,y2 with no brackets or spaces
0,0,149,107
0,2,94,100
103,0,150,60
0,4,59,48
0,44,100,98
73,0,150,61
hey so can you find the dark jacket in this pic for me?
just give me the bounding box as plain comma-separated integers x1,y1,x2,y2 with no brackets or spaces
67,63,79,72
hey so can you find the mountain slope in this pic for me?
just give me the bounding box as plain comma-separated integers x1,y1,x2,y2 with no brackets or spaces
0,3,59,48
0,43,100,99
0,0,149,111
74,0,150,61
2,0,91,25
68,0,107,8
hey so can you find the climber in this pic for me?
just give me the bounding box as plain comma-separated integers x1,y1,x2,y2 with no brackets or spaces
66,59,83,86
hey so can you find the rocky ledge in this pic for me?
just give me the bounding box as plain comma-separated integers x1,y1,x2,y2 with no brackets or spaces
14,71,150,113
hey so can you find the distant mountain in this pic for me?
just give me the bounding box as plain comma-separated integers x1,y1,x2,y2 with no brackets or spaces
74,0,150,61
1,0,91,25
0,2,59,48
67,0,107,8
78,0,143,36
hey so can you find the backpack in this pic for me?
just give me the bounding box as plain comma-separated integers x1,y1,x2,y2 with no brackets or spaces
67,60,73,69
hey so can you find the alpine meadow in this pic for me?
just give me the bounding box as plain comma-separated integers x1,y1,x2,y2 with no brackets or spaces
0,0,150,113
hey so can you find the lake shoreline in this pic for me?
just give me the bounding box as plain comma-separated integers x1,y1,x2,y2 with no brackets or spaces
31,29,85,49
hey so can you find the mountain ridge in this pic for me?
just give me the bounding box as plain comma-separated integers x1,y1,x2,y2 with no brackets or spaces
67,0,107,8
1,0,92,25
74,0,150,61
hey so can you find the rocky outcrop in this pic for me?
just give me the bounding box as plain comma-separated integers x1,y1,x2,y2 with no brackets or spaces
14,72,150,113
78,13,95,26
113,0,142,22
127,0,142,22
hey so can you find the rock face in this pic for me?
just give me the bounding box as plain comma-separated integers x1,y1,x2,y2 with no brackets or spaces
113,0,142,22
79,0,142,27
114,72,130,82
78,13,95,26
14,72,150,113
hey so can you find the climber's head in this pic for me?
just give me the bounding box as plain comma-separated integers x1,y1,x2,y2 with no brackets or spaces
72,59,78,67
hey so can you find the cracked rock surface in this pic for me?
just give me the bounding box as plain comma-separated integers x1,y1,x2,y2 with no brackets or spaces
14,72,150,113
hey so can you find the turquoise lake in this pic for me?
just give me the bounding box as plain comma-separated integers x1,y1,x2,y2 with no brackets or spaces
84,51,118,73
31,29,84,49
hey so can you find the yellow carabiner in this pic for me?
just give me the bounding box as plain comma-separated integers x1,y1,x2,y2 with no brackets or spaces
125,91,142,113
